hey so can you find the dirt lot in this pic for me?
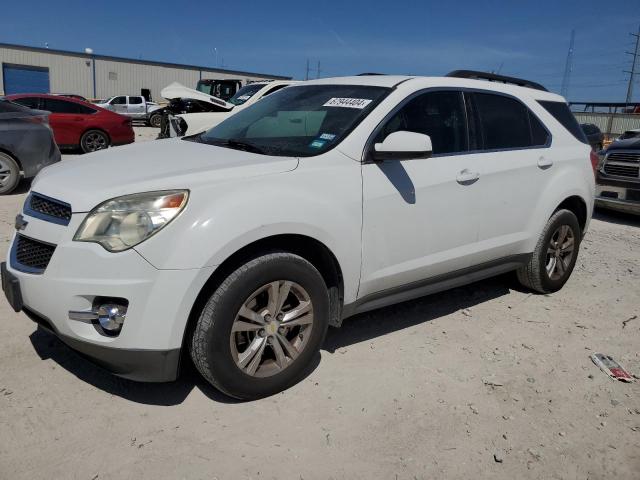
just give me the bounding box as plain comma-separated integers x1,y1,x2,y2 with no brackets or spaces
1,128,639,479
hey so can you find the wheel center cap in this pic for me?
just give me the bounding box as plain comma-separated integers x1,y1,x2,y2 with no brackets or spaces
266,322,278,335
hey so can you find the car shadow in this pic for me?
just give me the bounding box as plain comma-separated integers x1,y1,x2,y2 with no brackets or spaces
28,326,320,406
324,274,513,352
593,208,640,227
28,274,513,405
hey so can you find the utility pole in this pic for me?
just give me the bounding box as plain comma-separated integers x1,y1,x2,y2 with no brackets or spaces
624,25,640,103
316,61,321,79
561,30,575,98
305,59,310,81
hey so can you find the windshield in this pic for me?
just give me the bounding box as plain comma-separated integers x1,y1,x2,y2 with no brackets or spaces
196,82,215,96
198,84,390,157
228,83,265,106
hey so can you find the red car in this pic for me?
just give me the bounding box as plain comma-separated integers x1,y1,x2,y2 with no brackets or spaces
5,94,134,153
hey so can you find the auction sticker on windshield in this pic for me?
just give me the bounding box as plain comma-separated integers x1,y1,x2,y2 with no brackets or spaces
323,98,373,109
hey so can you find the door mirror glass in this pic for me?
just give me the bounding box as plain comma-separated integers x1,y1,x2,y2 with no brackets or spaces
373,131,432,161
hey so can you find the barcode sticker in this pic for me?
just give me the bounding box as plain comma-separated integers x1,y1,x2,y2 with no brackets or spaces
323,98,372,109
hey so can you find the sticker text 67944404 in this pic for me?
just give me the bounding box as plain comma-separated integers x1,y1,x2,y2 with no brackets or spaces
323,98,373,109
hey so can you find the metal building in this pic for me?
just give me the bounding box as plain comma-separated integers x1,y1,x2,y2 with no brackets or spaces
0,42,290,101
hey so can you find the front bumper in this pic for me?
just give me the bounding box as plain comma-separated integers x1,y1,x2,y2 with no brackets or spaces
4,207,214,382
595,183,640,215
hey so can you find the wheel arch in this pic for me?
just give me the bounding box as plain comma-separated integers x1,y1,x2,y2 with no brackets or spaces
180,233,345,365
554,195,588,234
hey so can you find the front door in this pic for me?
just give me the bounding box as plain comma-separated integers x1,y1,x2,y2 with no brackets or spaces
110,96,127,114
360,90,482,298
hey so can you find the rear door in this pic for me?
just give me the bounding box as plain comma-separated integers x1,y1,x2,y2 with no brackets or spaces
360,90,482,297
462,91,551,260
127,96,145,118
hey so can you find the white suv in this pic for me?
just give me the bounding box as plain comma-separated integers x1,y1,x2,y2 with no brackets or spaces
2,72,595,399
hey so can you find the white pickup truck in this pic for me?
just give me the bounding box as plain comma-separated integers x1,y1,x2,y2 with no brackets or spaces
95,95,164,127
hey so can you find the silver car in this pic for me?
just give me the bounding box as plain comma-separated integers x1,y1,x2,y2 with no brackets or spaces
0,99,61,194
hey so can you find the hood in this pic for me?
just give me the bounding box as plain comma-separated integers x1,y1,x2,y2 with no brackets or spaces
607,137,640,150
160,82,234,110
31,139,298,212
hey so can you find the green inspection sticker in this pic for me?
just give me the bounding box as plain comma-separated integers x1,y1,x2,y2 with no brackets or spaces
309,139,326,149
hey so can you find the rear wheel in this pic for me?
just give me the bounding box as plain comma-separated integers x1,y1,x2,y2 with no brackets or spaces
149,112,162,128
190,252,329,400
517,209,581,293
0,152,21,195
80,130,109,153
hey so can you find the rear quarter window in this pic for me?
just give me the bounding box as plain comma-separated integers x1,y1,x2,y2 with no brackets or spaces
538,100,588,144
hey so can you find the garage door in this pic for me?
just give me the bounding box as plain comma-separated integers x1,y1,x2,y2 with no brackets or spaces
2,63,50,94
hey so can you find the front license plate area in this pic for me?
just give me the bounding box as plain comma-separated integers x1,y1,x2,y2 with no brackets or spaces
1,262,23,312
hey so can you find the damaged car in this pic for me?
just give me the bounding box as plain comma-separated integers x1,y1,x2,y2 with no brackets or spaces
161,80,298,138
156,82,235,138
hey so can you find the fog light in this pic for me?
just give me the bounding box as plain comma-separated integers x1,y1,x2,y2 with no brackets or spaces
97,303,127,332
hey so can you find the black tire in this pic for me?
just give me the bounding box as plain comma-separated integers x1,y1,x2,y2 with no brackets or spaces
0,152,21,195
149,112,162,128
517,209,581,293
80,130,109,153
190,252,329,400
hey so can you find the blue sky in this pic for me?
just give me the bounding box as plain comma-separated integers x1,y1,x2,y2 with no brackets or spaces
2,0,639,101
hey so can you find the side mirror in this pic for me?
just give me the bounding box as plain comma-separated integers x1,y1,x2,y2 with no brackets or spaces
373,131,433,161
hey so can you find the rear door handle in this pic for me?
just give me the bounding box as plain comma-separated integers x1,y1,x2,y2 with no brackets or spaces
537,156,553,169
456,169,480,185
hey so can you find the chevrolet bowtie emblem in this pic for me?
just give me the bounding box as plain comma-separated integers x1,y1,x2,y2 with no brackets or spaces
15,214,28,231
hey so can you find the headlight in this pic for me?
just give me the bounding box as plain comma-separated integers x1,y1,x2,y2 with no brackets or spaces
74,190,188,252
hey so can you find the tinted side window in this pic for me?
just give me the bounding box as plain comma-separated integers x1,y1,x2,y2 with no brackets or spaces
42,98,95,114
128,96,143,104
376,91,468,155
11,97,41,109
529,111,550,146
539,101,588,144
472,93,533,149
111,96,127,105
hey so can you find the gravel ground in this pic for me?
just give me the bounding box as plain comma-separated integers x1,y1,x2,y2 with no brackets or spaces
1,127,639,479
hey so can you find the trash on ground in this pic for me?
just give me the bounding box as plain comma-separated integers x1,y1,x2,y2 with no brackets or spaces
622,315,637,329
590,353,634,383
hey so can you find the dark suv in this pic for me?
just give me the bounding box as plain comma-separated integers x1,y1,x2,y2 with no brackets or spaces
595,135,640,214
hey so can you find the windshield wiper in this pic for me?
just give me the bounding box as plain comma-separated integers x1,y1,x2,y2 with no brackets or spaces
212,138,266,154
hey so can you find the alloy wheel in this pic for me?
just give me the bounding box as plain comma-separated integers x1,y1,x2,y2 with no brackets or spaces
230,280,314,378
83,132,108,152
0,156,13,187
545,224,575,281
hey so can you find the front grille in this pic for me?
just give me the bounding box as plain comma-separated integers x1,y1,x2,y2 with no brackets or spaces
603,163,640,178
607,152,640,163
12,235,56,273
603,151,640,179
27,193,72,225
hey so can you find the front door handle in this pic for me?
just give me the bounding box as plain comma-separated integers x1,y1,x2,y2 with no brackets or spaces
456,169,480,185
537,156,553,169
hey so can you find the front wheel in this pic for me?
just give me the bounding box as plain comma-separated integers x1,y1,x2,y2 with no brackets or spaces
0,152,21,194
80,130,109,153
517,209,581,293
190,252,329,400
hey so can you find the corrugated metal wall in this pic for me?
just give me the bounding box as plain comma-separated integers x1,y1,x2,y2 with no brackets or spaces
574,112,640,136
0,46,93,97
0,45,286,101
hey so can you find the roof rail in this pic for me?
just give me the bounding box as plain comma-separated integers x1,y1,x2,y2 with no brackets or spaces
446,70,548,92
357,72,386,76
